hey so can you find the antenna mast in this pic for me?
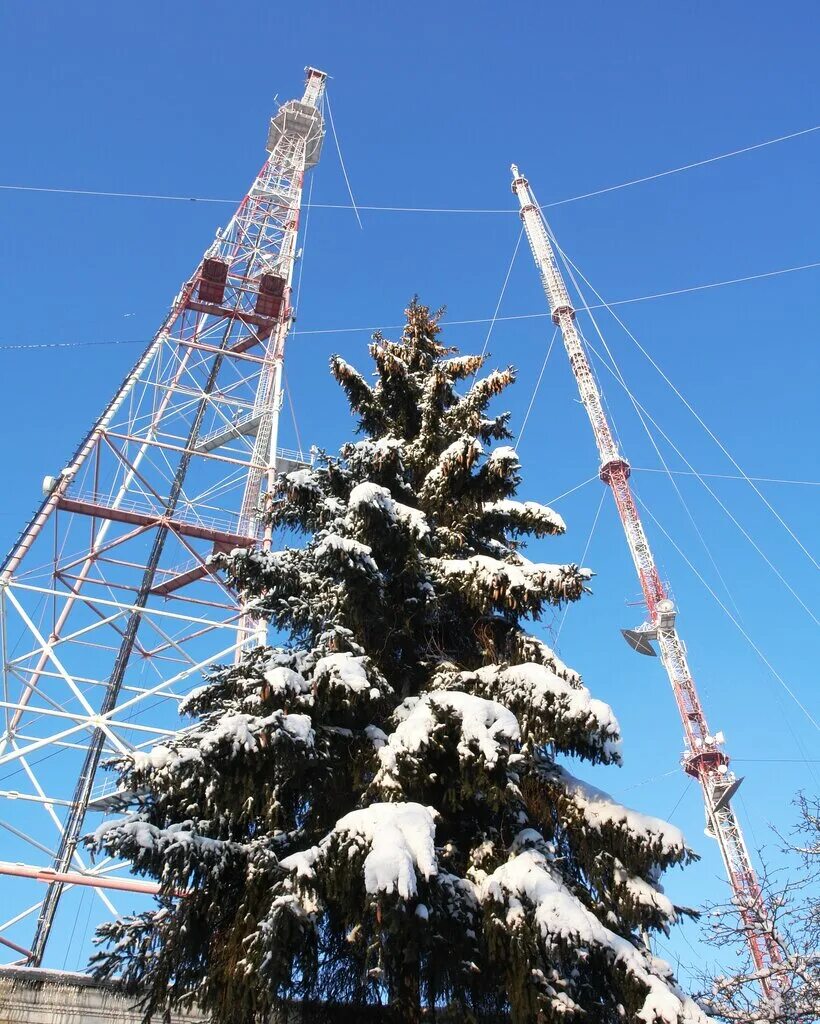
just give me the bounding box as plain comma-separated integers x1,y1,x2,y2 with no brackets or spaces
0,67,326,965
511,165,782,989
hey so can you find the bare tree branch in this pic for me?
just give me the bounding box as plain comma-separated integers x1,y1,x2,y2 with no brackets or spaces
697,795,820,1023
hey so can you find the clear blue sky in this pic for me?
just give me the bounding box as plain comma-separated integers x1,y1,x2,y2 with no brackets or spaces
1,0,817,986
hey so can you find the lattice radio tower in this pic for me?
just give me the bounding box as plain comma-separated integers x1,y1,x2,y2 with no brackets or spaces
511,166,782,989
0,67,326,965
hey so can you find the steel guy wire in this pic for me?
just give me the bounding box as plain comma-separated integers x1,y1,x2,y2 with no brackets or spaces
1,121,816,212
635,493,819,734
515,328,558,450
549,227,746,625
480,225,525,362
561,247,820,572
4,258,819,351
555,489,607,643
582,335,819,627
324,89,362,229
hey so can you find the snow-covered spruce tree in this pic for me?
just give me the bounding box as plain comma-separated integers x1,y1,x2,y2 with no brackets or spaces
87,301,709,1024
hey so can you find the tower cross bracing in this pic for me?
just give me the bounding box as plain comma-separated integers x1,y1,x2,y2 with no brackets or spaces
0,67,326,965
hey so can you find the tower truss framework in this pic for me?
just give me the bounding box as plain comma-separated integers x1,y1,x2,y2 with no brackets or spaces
0,68,326,965
511,165,782,990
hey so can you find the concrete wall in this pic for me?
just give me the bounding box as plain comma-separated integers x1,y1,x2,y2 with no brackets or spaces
0,967,398,1024
0,967,208,1024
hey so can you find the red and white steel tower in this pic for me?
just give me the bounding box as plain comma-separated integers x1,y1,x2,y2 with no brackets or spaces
511,165,782,989
0,67,326,965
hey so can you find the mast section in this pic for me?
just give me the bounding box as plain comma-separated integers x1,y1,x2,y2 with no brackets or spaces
510,166,781,990
13,67,326,966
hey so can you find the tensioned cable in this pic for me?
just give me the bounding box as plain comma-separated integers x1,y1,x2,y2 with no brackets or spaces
283,372,305,458
622,768,680,792
592,326,749,624
515,328,558,450
543,123,820,208
284,162,318,456
628,758,820,771
324,90,362,230
289,260,820,335
543,475,600,506
480,226,525,361
665,779,693,823
733,757,820,763
293,159,317,315
634,467,819,487
550,228,745,623
540,231,819,732
4,258,819,352
559,247,819,571
636,493,820,733
555,489,606,642
2,122,817,212
582,333,819,626
747,678,820,791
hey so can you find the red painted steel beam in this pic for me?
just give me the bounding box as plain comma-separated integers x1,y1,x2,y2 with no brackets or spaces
0,861,162,896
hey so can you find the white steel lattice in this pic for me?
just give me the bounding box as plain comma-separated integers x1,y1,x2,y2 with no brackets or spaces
0,68,326,966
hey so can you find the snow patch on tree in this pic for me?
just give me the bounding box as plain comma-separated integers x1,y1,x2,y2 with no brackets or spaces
262,665,312,698
314,533,379,574
552,764,687,858
483,498,566,536
435,553,590,610
282,802,439,899
313,652,388,702
469,661,621,762
347,481,430,539
481,848,708,1023
284,468,321,492
375,690,520,787
613,859,677,924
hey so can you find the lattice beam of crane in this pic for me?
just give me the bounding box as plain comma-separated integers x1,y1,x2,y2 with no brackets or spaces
510,165,783,992
0,67,327,966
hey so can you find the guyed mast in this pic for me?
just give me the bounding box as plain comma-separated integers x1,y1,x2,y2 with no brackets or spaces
511,165,782,990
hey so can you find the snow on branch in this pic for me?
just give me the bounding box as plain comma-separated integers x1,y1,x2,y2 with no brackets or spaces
419,436,483,501
439,353,485,380
124,710,314,783
87,815,247,892
456,368,516,415
434,553,591,612
512,631,582,687
329,354,386,437
612,859,678,927
281,802,439,900
462,662,621,763
483,498,566,538
313,652,391,702
545,764,690,866
340,436,405,476
480,848,709,1023
347,481,430,540
262,665,313,701
313,532,380,575
373,691,520,791
283,467,321,494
